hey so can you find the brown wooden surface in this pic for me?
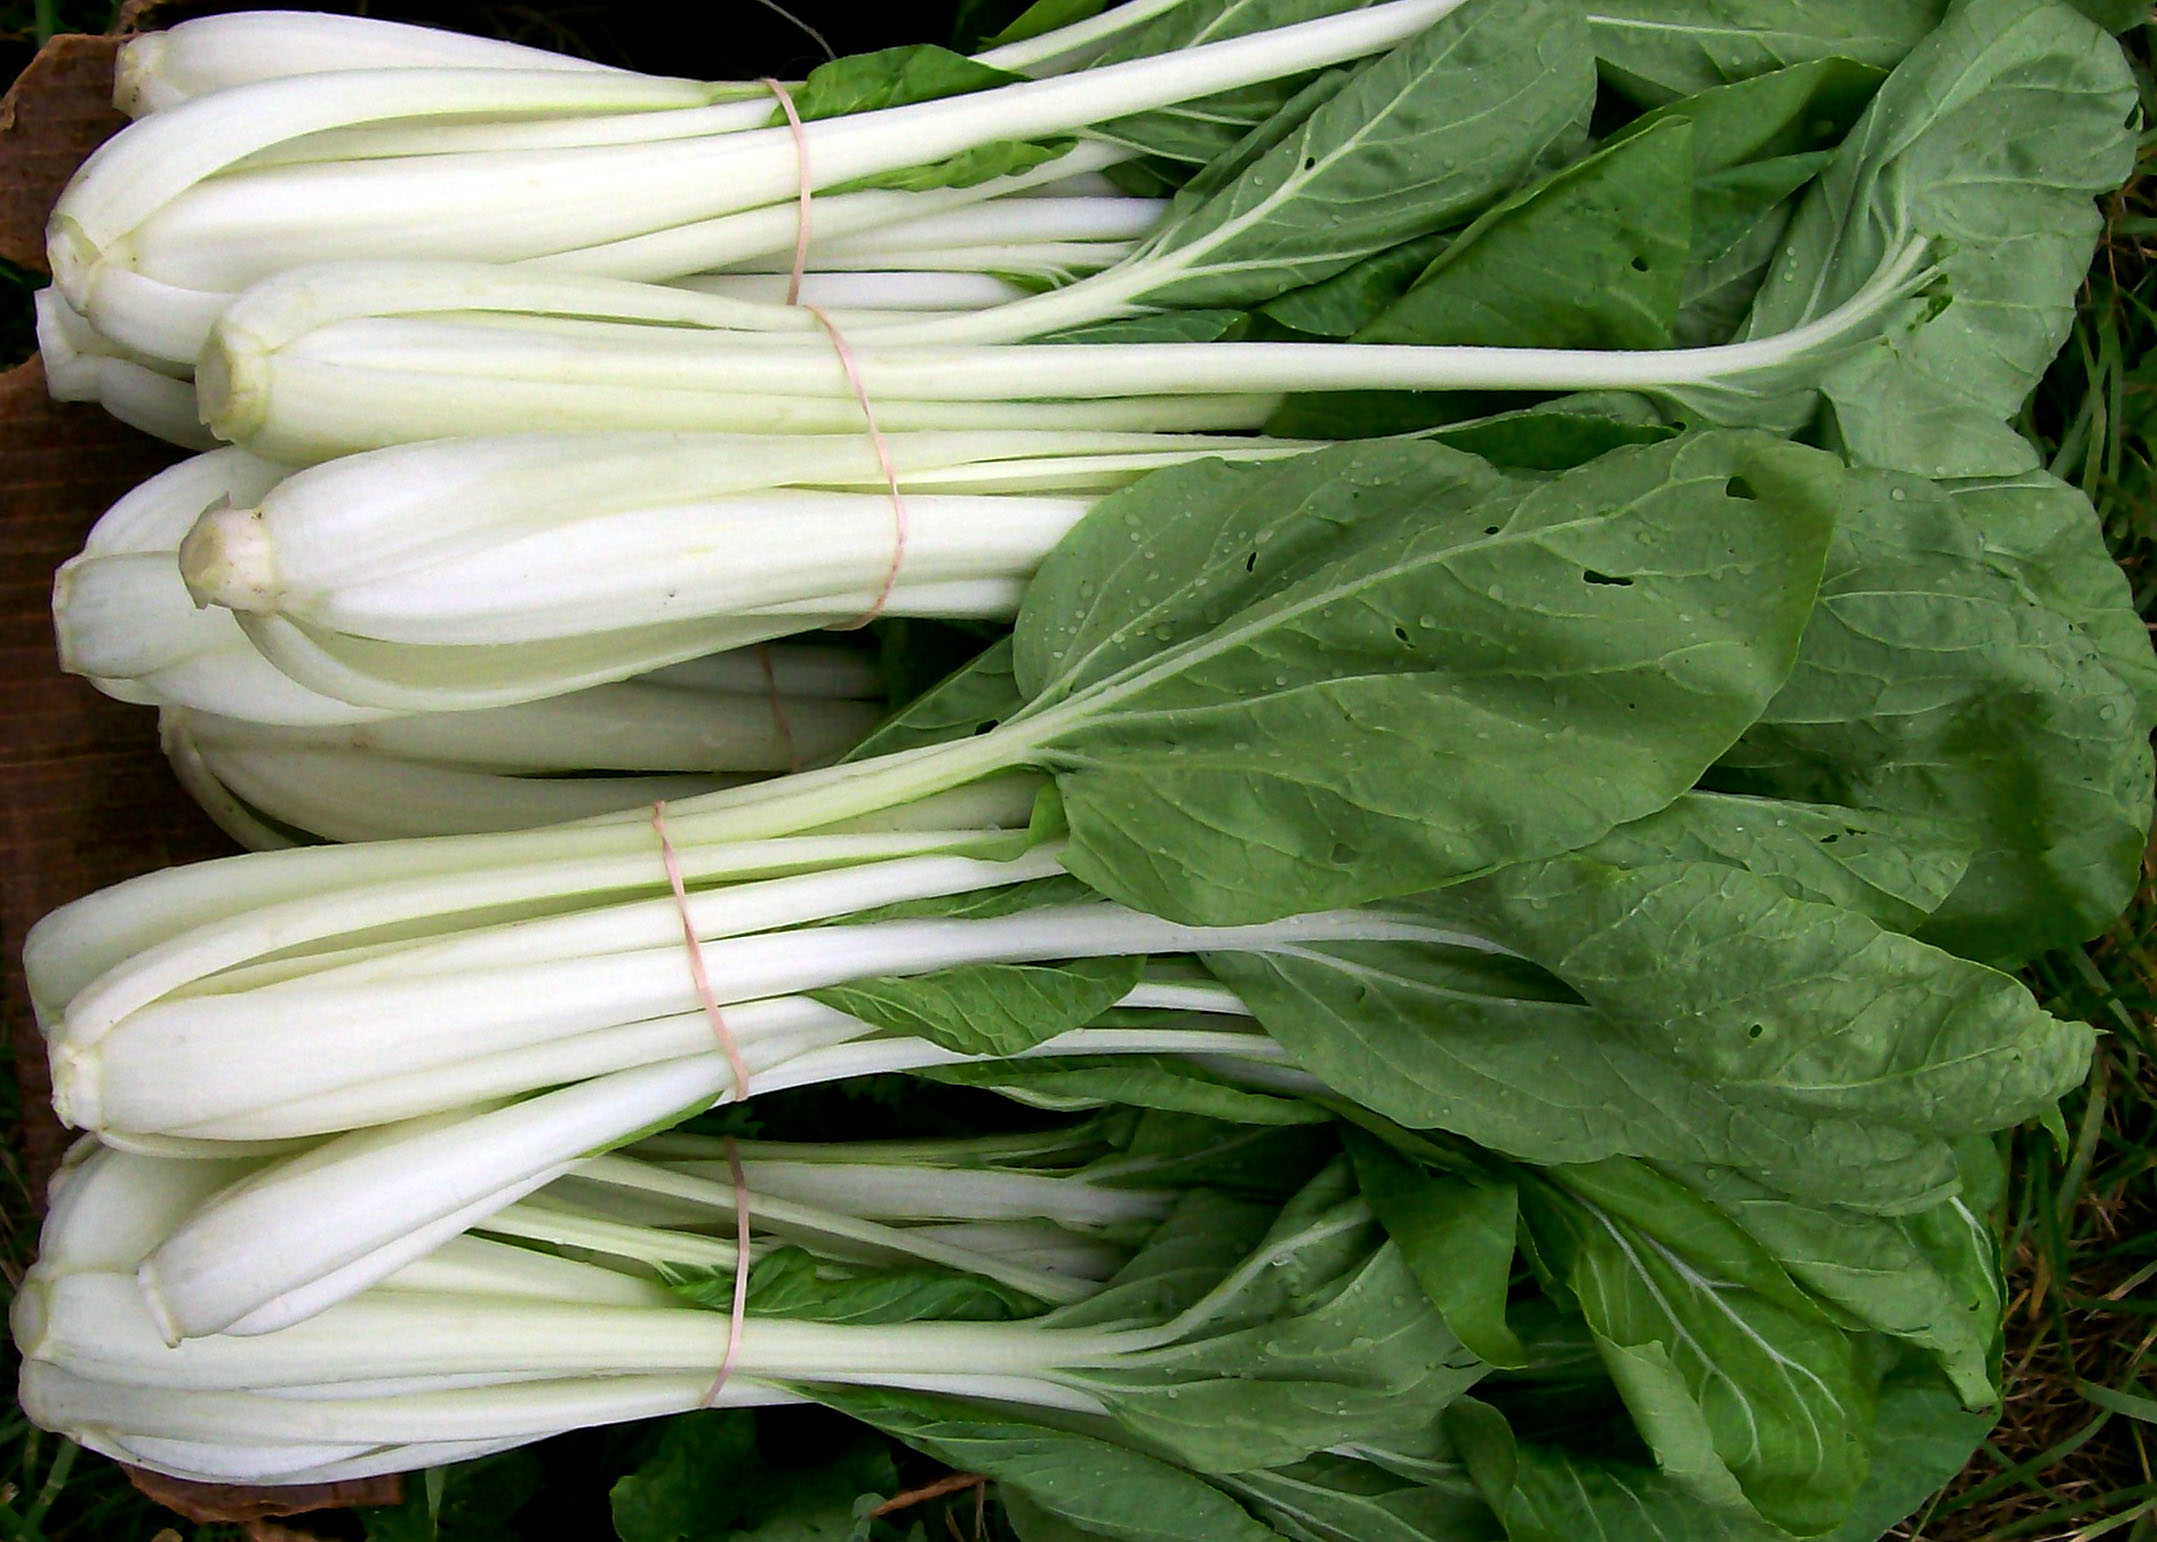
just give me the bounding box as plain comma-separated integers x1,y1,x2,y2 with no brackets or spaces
0,35,127,270
0,38,232,1217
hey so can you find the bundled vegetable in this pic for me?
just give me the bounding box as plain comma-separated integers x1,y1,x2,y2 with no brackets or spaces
47,0,1485,372
20,1129,1478,1489
18,0,2157,1537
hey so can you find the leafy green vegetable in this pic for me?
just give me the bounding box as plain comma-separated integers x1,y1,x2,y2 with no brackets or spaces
1452,814,2095,1135
1004,431,1839,922
1446,1397,1788,1541
785,45,1078,193
1346,1129,1528,1367
1518,1159,1876,1534
922,1056,1330,1124
1585,0,1947,106
362,1450,545,1542
1207,929,1965,1212
1673,1165,2001,1406
1356,117,1694,349
1721,0,2139,476
664,1246,1047,1324
1085,0,1402,176
1114,0,1595,312
611,1410,899,1542
811,956,1145,1057
1822,1356,1998,1542
1714,469,2155,961
827,1388,1281,1542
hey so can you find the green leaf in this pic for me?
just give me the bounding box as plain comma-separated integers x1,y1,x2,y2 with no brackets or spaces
362,1450,543,1542
784,45,1075,193
1453,829,2095,1135
822,1388,1281,1542
982,0,1108,48
1576,791,1975,930
1206,933,1964,1213
1357,117,1693,350
1731,0,2139,476
1822,1356,1996,1541
1446,1397,1789,1541
790,45,1031,120
920,1056,1330,1125
1586,0,1947,107
1714,469,2154,960
662,1246,1046,1325
1423,397,1678,470
1345,1129,1528,1367
611,1410,900,1542
810,955,1144,1057
2066,0,2150,27
1520,1159,1877,1535
1260,230,1454,337
1617,57,1886,177
847,636,1022,761
1214,1446,1506,1542
1085,0,1410,175
1005,431,1840,924
1671,1166,2001,1406
1950,470,2157,729
1093,1112,1339,1199
1002,1489,1120,1542
1066,1162,1487,1473
1119,0,1596,310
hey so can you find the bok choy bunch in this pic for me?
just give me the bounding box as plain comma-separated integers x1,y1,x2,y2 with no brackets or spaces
32,430,2128,1350
48,0,1480,372
19,1129,1476,1488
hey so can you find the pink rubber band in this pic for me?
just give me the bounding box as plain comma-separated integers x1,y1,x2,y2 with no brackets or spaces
806,304,910,629
702,1134,755,1405
762,77,813,308
753,643,802,773
651,801,753,1099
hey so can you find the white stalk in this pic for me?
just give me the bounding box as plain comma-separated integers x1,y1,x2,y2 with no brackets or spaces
66,894,1405,1137
523,142,1133,284
199,238,1930,462
130,1017,1309,1339
28,798,1038,1040
114,13,627,117
63,0,1460,366
187,489,1090,646
675,270,1032,311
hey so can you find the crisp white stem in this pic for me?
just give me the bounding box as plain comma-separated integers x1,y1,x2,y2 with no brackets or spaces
114,14,626,116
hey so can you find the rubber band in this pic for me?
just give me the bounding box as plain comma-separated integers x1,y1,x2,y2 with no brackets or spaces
651,801,753,1099
806,304,910,629
702,1133,755,1406
753,643,802,773
762,77,813,307
759,77,906,630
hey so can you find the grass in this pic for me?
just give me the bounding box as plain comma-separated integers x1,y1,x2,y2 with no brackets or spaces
5,5,2157,1540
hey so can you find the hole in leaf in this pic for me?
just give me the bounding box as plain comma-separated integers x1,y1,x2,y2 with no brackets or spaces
1245,551,1259,572
1483,525,1501,535
1394,626,1410,643
1628,254,1650,273
1725,476,1759,501
1303,156,1317,171
1747,1023,1765,1040
973,719,999,735
1581,569,1633,587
